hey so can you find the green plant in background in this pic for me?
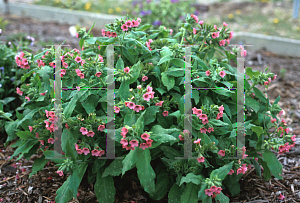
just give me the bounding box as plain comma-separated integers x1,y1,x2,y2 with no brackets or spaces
280,68,286,79
0,17,9,31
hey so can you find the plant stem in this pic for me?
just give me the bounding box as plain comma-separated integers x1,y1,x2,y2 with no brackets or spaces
198,36,206,53
180,28,186,45
245,82,256,95
0,111,14,121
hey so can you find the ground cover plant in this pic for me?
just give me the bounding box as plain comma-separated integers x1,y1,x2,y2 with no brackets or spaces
3,13,297,203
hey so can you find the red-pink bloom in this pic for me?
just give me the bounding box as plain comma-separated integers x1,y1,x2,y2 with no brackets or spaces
86,131,95,137
218,150,225,157
139,143,148,150
125,20,133,27
121,24,128,31
155,101,164,106
76,149,83,154
143,93,151,101
78,73,84,79
132,20,139,27
48,111,55,117
65,123,69,129
75,143,79,150
49,116,58,123
48,138,55,144
199,20,204,25
98,150,105,156
190,14,199,23
57,170,64,176
273,74,277,81
127,102,136,110
162,111,168,117
211,32,219,39
200,127,207,133
62,62,68,68
142,76,148,81
121,127,128,134
91,149,99,156
291,135,296,142
120,139,128,146
205,189,213,196
194,138,201,144
16,87,23,96
114,106,120,113
44,120,50,128
169,29,173,35
39,140,44,145
207,127,214,133
264,81,269,86
95,72,102,77
75,56,82,63
193,28,197,35
223,22,228,26
82,148,90,155
146,139,153,148
40,91,47,96
106,31,112,38
98,125,105,131
35,133,39,139
141,133,150,141
206,70,211,76
219,71,226,78
179,134,184,141
129,140,139,147
101,29,106,36
278,194,285,200
219,40,226,46
80,127,88,135
124,67,130,73
210,186,218,193
228,169,235,175
197,156,205,163
28,126,33,132
215,187,222,194
134,105,142,112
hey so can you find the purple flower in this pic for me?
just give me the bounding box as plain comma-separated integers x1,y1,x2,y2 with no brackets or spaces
170,0,179,2
152,20,162,26
140,10,147,17
0,67,4,74
10,78,15,81
147,10,152,15
195,10,199,15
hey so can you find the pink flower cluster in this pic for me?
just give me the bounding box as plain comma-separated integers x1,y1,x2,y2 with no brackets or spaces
143,86,155,102
205,186,222,198
278,142,295,155
75,143,105,156
124,102,145,112
101,29,117,38
263,74,277,86
75,69,84,79
121,18,141,32
79,127,95,137
44,110,58,133
15,51,30,69
145,39,153,51
190,14,199,23
216,105,224,120
192,107,209,125
120,127,153,150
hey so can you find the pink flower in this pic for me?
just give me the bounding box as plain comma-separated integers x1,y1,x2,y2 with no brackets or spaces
291,135,296,142
205,70,211,76
62,62,68,68
125,20,133,28
121,24,128,31
16,87,23,96
75,56,82,63
134,105,142,112
122,127,128,134
101,29,106,37
95,72,102,77
215,187,222,194
82,148,90,155
205,189,213,196
48,138,55,144
137,17,141,23
219,71,226,78
273,74,277,81
193,28,197,35
143,93,151,101
142,76,148,81
98,150,105,156
228,169,235,175
214,25,217,30
219,105,224,112
139,143,148,150
44,120,50,128
162,111,168,117
210,186,218,193
218,150,225,157
98,125,105,131
137,85,142,89
114,106,120,113
57,170,64,176
76,86,80,91
207,127,214,133
182,129,190,135
199,20,204,25
127,102,136,110
200,127,207,134
80,127,88,135
61,69,66,77
197,156,205,163
132,20,139,27
229,31,234,40
76,149,83,154
211,32,219,39
78,73,84,79
194,138,201,144
91,149,99,156
129,140,139,147
169,29,173,35
86,131,95,137
120,139,128,146
106,31,112,38
223,22,228,26
190,14,199,23
219,40,226,46
264,81,269,86
271,118,276,123
141,133,150,141
40,91,47,96
202,118,209,125
49,116,58,123
278,194,285,200
28,126,33,132
179,134,184,141
124,67,130,73
75,143,79,150
155,101,164,106
198,114,207,120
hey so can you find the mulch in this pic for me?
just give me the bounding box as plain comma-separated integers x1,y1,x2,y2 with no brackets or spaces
0,10,300,203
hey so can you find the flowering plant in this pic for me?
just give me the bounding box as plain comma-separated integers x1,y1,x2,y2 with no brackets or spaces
4,14,295,203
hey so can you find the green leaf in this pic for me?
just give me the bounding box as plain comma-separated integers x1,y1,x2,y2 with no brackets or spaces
260,160,272,180
95,169,116,203
223,175,240,196
273,95,280,105
93,159,106,175
5,120,19,142
17,109,39,128
251,126,263,138
102,159,123,178
1,97,15,105
116,57,124,71
79,38,84,49
65,139,77,164
10,139,38,160
119,80,130,101
136,24,151,31
135,111,146,135
168,183,185,203
245,67,260,80
210,161,234,181
63,91,84,119
191,55,208,70
179,173,203,186
151,133,177,145
43,150,65,164
127,61,142,84
69,163,88,198
245,95,260,113
262,149,283,179
55,177,73,203
16,131,34,140
87,22,95,34
136,148,156,194
198,183,208,200
157,55,173,66
122,46,136,64
156,87,166,95
192,90,200,105
166,67,185,77
209,119,229,126
85,37,97,44
253,87,267,103
160,146,181,159
61,128,77,154
172,58,185,67
160,46,173,58
180,182,199,203
82,94,99,114
212,88,234,97
36,66,52,92
29,155,49,178
149,172,170,200
122,149,138,177
124,114,137,126
162,72,175,91
179,95,185,114
215,191,230,203
144,106,160,125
